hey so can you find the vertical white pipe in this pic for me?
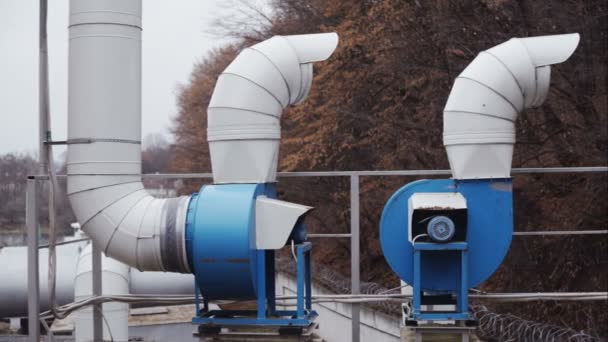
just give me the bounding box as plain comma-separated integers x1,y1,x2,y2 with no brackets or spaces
67,0,191,273
74,245,129,342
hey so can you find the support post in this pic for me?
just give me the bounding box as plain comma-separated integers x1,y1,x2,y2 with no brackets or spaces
296,246,305,318
350,175,360,342
460,248,468,315
91,243,103,341
413,249,421,316
26,178,40,342
38,0,49,175
256,250,267,319
305,249,312,311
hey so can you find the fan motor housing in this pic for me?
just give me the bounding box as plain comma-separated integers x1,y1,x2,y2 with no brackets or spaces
408,192,468,243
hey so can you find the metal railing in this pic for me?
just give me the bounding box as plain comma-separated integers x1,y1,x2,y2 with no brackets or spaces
143,166,607,342
28,166,607,342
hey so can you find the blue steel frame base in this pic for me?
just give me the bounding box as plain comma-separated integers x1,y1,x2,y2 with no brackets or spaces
193,242,317,327
411,242,470,322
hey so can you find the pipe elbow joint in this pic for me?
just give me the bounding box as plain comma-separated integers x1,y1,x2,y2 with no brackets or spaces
207,33,339,184
443,33,579,179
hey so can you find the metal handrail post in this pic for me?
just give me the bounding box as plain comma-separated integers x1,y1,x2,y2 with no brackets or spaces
26,178,40,341
92,244,103,341
350,175,361,342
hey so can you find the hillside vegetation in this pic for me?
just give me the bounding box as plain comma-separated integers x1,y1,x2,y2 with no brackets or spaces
170,0,607,336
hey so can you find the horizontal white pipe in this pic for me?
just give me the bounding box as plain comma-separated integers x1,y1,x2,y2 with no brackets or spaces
0,243,195,318
443,33,580,179
208,33,339,183
0,243,80,318
67,0,190,272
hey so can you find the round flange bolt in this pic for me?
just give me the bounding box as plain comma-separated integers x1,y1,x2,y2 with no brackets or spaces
427,216,456,243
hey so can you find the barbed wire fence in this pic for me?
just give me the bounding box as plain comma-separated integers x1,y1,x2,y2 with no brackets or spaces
277,256,604,341
471,305,601,341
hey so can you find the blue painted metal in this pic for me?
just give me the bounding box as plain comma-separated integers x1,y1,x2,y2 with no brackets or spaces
411,242,469,320
256,249,267,319
192,314,318,327
460,245,468,314
380,178,513,291
187,183,275,299
184,192,199,273
192,243,316,327
187,183,316,327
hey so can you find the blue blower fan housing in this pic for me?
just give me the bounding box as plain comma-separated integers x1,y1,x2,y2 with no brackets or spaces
380,179,513,322
185,183,317,327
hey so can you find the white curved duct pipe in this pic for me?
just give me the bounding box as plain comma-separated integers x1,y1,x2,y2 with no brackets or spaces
74,244,130,342
208,33,339,183
443,33,580,179
67,0,191,273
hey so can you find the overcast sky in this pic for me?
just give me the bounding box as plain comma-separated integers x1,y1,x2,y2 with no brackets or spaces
0,0,240,157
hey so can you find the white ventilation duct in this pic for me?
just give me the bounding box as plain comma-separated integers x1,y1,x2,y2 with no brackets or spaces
74,244,130,342
208,33,339,183
66,0,338,274
67,0,191,273
443,33,580,179
0,244,80,318
0,242,195,319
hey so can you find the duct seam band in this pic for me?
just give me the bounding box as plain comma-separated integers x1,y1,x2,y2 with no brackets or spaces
247,47,292,101
207,106,282,119
159,197,191,273
65,138,142,145
480,51,525,95
444,131,515,145
443,110,516,123
455,76,523,113
70,11,142,28
208,125,281,141
220,73,286,108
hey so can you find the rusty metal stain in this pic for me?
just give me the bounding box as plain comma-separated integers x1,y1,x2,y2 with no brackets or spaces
200,258,218,263
225,258,250,264
200,258,250,264
418,205,457,210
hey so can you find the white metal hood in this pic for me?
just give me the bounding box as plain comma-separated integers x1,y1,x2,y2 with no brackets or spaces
443,33,579,179
66,0,191,273
255,196,313,250
207,33,339,184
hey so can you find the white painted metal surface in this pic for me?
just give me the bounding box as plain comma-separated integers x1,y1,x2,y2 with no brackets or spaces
443,33,580,179
74,244,130,342
0,242,195,319
255,196,313,249
67,0,191,272
208,33,339,183
129,269,194,295
407,193,466,242
0,243,80,318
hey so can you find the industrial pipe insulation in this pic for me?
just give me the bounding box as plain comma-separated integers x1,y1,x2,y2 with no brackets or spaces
207,33,339,183
66,0,337,272
443,33,580,179
67,0,191,273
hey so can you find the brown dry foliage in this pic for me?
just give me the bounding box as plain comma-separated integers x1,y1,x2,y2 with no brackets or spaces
170,0,608,336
